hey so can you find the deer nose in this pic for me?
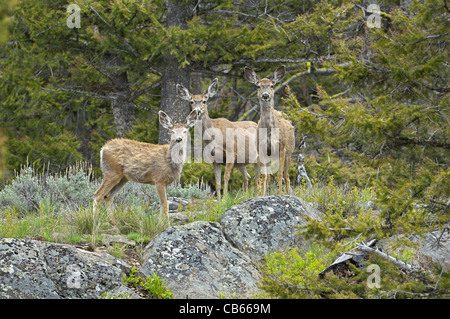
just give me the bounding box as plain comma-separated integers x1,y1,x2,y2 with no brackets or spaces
262,92,270,100
176,137,182,143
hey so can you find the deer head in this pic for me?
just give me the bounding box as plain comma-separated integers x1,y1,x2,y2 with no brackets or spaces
159,109,197,164
244,65,285,102
176,78,218,117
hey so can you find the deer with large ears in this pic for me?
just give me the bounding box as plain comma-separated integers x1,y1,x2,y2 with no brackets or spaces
244,65,295,196
177,78,260,200
93,109,198,227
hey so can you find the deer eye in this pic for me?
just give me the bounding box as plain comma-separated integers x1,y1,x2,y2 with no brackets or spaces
270,85,274,89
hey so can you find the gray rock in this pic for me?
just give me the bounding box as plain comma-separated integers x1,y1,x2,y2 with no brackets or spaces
140,221,261,299
377,229,450,271
102,234,136,247
0,238,134,299
419,230,450,270
150,196,194,213
220,195,321,262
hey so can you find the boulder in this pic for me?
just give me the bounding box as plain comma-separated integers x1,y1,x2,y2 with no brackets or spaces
102,234,136,248
220,195,321,262
0,238,136,299
378,229,450,270
140,221,261,299
418,230,449,270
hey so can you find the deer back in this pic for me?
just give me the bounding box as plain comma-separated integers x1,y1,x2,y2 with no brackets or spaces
100,138,175,186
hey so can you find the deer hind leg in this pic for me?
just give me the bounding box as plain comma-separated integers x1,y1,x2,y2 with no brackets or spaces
223,163,234,197
103,177,128,224
213,163,222,201
237,165,250,192
156,183,169,227
93,174,123,217
277,148,286,195
253,162,260,191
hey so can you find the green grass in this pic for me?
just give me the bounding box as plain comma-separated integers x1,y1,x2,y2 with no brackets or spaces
0,167,379,247
189,187,258,222
0,162,211,246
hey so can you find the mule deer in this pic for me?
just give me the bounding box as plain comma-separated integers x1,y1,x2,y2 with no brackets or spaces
244,65,295,196
93,109,198,226
177,78,260,200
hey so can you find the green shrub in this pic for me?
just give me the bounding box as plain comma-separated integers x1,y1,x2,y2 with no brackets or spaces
123,267,174,299
0,207,19,237
260,246,450,299
0,164,98,215
0,162,208,216
260,246,335,299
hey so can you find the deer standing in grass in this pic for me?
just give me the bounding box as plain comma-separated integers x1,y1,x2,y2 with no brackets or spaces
177,78,260,200
93,109,198,226
244,65,295,196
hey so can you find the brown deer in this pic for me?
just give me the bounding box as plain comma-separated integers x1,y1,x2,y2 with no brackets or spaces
93,109,198,226
177,78,260,200
244,65,295,196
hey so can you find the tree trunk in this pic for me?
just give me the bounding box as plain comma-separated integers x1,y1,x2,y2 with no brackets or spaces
159,0,194,145
301,76,312,106
104,54,135,137
111,98,135,138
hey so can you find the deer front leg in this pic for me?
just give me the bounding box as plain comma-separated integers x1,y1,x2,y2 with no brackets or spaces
260,163,270,196
213,163,222,201
253,162,261,193
156,183,169,227
278,148,286,195
284,156,292,194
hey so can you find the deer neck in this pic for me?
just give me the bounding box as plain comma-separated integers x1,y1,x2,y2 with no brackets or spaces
259,98,276,129
200,109,214,131
167,141,187,181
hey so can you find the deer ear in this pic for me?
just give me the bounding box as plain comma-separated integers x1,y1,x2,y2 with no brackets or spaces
177,84,191,101
159,110,173,129
271,65,285,83
244,67,259,84
185,109,198,128
206,78,218,99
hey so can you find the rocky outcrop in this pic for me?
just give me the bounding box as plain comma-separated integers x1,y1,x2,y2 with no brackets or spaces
418,230,449,270
140,221,261,299
220,195,321,262
0,195,322,299
139,195,321,298
377,229,450,270
0,238,136,299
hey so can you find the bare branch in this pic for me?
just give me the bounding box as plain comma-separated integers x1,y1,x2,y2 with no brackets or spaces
357,242,415,272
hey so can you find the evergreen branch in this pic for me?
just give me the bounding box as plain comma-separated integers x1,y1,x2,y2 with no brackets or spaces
82,0,140,58
43,87,156,113
274,63,350,94
42,87,109,100
129,81,161,101
231,58,317,65
383,131,450,149
415,81,450,93
409,32,449,45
